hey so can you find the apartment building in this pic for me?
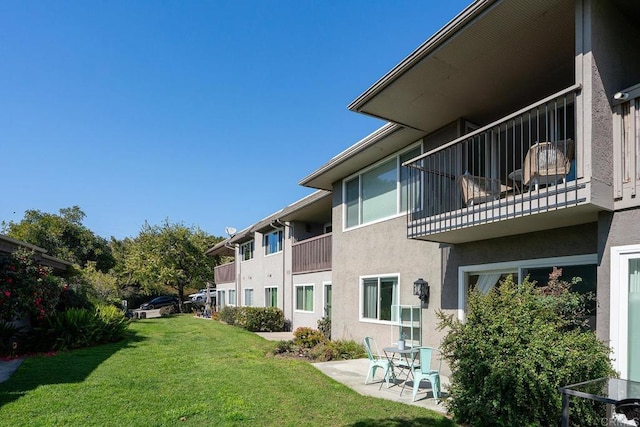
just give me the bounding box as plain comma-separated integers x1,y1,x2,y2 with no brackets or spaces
301,0,640,380
207,190,332,330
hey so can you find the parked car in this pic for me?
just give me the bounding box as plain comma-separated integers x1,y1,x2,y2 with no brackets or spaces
188,289,215,302
140,296,179,310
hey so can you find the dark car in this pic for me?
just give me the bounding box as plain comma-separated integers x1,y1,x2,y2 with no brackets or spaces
140,296,179,310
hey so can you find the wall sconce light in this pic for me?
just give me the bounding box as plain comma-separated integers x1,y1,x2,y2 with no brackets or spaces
614,92,629,101
413,278,430,306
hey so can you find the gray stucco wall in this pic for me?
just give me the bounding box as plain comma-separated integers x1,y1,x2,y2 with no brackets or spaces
330,187,448,351
597,208,640,343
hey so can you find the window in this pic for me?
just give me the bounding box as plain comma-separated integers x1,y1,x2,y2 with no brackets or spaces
264,229,283,255
361,275,398,322
218,290,226,308
244,289,253,306
458,255,597,322
344,145,421,228
265,287,278,308
295,285,314,312
240,241,254,261
228,289,236,306
324,283,332,317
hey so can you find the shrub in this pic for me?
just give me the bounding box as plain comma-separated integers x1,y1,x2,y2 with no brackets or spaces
437,274,615,426
308,339,364,362
317,316,331,340
219,307,284,332
293,327,326,349
159,305,175,317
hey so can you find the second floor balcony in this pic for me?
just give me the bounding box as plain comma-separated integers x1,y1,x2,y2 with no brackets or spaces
404,85,595,244
292,233,332,274
214,261,236,284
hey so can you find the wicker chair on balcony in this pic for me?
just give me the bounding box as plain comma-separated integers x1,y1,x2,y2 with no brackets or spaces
522,139,574,191
457,172,504,206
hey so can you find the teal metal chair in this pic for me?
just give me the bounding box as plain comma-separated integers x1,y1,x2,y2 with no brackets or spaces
412,347,442,401
363,336,395,389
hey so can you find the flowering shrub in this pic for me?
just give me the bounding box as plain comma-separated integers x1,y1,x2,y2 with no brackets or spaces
0,249,61,323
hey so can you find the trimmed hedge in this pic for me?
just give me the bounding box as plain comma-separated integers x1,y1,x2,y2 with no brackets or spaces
219,306,284,332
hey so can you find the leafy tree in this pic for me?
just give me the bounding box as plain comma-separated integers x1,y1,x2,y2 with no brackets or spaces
125,220,222,306
437,273,614,426
3,206,115,273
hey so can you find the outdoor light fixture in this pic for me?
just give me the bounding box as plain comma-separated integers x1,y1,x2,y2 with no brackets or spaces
413,278,430,306
614,91,630,101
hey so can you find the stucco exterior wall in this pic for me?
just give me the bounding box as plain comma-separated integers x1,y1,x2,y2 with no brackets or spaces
292,270,332,330
330,188,446,350
597,208,640,344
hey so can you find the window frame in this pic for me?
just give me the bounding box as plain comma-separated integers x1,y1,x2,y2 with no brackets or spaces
240,240,254,261
359,274,400,324
228,289,236,306
244,288,253,306
295,284,314,313
342,143,422,230
265,286,278,308
457,254,597,321
264,229,284,256
323,281,332,318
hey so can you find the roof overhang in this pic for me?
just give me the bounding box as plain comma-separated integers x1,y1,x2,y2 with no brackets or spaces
348,0,575,133
299,123,426,190
0,234,72,274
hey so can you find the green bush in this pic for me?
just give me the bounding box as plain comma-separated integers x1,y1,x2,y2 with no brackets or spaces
218,306,239,326
219,306,284,332
33,305,129,351
293,327,326,349
437,274,615,426
308,339,364,362
159,305,176,317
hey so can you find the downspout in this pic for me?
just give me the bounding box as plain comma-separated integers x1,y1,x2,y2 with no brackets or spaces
270,219,289,326
224,242,239,309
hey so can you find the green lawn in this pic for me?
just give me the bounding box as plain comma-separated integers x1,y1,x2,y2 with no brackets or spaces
0,316,456,426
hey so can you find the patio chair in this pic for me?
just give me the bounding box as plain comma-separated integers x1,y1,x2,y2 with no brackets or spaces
412,347,442,402
363,336,395,388
522,139,574,190
457,172,504,206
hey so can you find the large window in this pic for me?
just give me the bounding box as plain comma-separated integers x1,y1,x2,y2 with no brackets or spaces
361,275,398,322
264,229,283,255
240,241,254,261
458,255,597,323
228,289,236,306
295,285,314,312
344,145,421,228
265,287,278,308
218,290,226,309
244,288,253,306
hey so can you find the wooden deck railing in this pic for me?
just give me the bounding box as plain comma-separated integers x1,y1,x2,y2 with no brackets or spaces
292,233,332,274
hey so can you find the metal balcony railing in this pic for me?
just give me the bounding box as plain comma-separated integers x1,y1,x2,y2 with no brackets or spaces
292,233,332,274
404,85,586,240
214,261,236,284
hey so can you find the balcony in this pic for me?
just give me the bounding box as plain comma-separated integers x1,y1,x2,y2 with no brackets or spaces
404,85,592,244
292,233,332,274
214,261,236,284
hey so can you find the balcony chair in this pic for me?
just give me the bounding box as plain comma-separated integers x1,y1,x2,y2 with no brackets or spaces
363,336,395,389
614,399,640,426
522,139,574,191
457,172,506,206
412,347,442,402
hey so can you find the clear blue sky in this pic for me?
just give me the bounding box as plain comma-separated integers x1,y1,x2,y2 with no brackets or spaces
0,1,470,240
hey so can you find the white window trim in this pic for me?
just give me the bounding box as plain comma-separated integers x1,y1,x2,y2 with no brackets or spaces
264,229,284,256
358,273,400,325
610,244,640,379
243,288,254,306
265,286,278,308
240,240,254,262
294,283,315,313
457,254,597,321
228,289,237,306
323,281,332,317
342,142,422,231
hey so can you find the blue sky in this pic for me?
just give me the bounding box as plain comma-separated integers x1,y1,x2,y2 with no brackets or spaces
0,1,470,240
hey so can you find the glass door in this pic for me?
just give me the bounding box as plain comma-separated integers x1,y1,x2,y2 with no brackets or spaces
611,245,640,381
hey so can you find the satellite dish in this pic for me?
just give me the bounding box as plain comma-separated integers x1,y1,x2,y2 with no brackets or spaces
225,227,237,237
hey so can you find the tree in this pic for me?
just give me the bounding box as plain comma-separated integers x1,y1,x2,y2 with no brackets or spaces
125,220,222,307
2,206,115,273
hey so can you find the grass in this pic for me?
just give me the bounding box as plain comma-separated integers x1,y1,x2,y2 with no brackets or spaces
0,315,456,426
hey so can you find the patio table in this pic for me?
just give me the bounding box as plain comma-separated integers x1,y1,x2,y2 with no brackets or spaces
559,377,640,426
383,346,419,396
